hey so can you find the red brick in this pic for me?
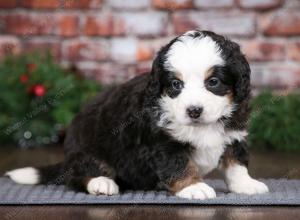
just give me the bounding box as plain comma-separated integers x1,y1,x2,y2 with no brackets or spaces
261,13,300,36
136,47,153,62
3,14,55,36
286,0,300,9
136,61,152,74
251,64,300,89
110,0,150,10
195,0,233,8
152,0,193,10
111,38,137,63
85,13,167,37
237,0,283,10
76,62,133,84
0,15,4,32
136,45,153,61
23,40,61,59
56,14,79,37
173,13,256,37
111,38,166,66
172,14,195,34
63,39,110,61
62,0,102,9
0,37,21,59
0,0,17,8
120,12,168,37
20,0,61,9
287,42,300,61
242,41,285,61
136,38,170,61
84,14,125,36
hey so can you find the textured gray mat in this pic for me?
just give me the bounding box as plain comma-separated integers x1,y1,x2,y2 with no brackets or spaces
0,178,299,205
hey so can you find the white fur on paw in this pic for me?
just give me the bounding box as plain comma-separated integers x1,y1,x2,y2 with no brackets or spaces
5,167,40,184
228,178,269,195
175,182,216,200
87,177,119,196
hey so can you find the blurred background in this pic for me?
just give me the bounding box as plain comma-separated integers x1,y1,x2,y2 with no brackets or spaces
0,0,299,178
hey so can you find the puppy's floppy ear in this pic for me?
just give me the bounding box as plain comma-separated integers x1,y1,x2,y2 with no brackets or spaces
226,42,251,103
148,37,179,97
232,55,251,103
147,55,163,97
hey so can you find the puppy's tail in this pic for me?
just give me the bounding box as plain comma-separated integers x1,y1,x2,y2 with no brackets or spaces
5,163,64,185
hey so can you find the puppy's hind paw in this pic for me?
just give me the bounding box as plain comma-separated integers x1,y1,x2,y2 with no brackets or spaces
87,176,119,196
175,182,216,200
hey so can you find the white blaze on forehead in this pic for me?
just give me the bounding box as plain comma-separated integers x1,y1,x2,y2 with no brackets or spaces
165,33,224,79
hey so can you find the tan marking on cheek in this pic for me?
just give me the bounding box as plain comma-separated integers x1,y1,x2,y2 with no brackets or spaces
168,160,202,193
226,91,234,103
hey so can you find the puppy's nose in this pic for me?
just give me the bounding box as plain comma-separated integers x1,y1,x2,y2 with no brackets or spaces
187,106,203,119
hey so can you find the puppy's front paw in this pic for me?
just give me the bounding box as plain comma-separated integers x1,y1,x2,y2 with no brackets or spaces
228,178,269,195
175,182,216,200
87,176,119,195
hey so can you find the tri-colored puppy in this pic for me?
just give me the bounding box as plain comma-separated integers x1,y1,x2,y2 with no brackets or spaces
6,30,269,199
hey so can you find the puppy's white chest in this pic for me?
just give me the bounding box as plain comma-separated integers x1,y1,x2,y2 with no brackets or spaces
166,123,226,175
191,127,248,176
193,144,225,176
165,122,247,176
190,126,226,175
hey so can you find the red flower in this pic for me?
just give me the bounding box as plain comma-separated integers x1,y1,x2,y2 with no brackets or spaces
27,63,37,73
33,84,46,97
20,74,29,83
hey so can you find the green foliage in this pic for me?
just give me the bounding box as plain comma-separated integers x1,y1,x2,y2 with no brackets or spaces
0,52,100,147
249,91,300,152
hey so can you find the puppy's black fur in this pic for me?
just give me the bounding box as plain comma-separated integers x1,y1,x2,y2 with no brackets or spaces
36,30,251,193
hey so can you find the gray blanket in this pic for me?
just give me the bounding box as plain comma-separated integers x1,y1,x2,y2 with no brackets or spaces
0,178,299,205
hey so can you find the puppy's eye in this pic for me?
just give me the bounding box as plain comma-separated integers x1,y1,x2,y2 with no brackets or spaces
171,79,183,90
207,77,220,87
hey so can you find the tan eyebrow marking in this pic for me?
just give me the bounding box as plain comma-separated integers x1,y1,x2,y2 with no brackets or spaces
175,72,183,81
204,67,214,80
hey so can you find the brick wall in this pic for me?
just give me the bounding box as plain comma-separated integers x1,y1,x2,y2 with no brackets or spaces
0,0,300,90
